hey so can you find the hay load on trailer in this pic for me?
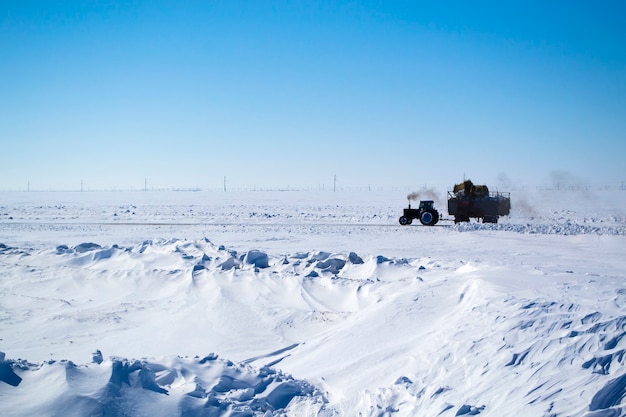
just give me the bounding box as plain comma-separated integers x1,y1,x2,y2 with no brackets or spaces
448,180,511,223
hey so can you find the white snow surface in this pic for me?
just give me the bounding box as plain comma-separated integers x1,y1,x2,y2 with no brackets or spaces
1,189,625,416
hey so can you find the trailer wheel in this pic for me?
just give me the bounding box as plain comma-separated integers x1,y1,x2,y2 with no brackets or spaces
420,210,438,226
483,216,498,223
399,216,410,226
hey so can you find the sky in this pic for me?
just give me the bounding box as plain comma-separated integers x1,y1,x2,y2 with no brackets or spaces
1,1,625,191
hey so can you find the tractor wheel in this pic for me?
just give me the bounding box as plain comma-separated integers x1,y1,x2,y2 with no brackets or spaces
399,216,410,226
419,210,438,226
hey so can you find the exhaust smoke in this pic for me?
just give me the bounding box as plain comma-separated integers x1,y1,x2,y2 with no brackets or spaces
407,187,440,203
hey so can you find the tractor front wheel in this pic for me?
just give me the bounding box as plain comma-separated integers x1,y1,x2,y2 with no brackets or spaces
399,216,410,226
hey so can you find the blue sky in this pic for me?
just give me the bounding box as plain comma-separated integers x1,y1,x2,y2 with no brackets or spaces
1,1,624,190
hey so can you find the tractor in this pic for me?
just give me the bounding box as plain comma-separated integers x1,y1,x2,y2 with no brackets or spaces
399,200,440,226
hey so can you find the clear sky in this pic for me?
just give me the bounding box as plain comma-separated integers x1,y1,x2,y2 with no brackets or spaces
1,1,625,191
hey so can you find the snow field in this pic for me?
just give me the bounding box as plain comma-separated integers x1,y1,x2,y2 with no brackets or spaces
1,189,625,416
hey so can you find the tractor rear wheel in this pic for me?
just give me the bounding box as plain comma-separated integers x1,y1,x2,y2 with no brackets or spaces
419,210,438,226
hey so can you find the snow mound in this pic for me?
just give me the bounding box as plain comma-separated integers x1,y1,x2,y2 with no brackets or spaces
455,222,626,236
0,351,329,417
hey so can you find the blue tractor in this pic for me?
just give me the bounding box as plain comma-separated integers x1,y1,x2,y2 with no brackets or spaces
399,200,440,226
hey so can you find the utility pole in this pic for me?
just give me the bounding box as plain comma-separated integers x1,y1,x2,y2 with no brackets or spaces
223,176,227,192
333,174,337,192
81,179,83,192
144,178,147,192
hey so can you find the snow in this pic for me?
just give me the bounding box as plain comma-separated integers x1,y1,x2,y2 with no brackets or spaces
0,189,625,416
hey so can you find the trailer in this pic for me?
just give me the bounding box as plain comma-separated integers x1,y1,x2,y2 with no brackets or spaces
447,180,510,223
